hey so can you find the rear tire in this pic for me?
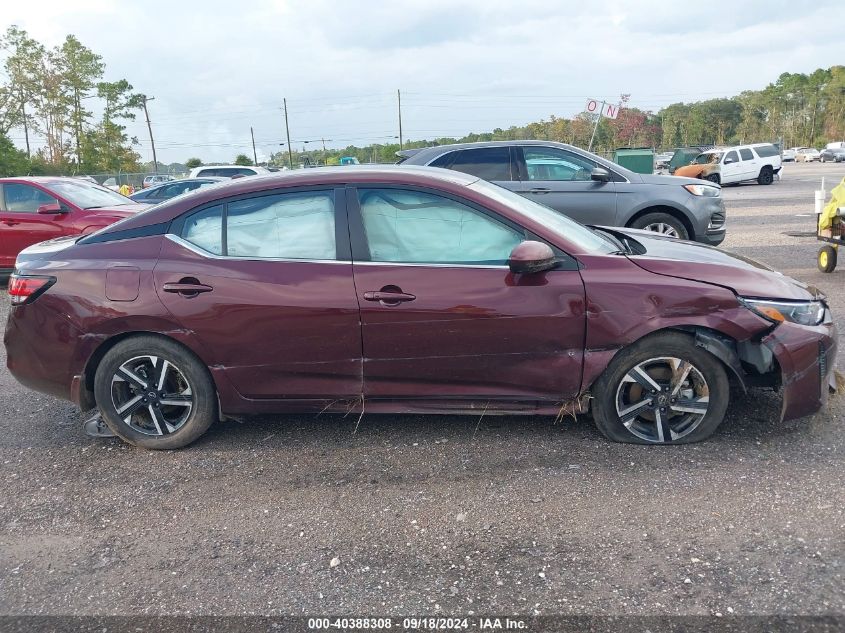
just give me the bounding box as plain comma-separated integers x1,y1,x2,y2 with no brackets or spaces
757,167,774,185
94,335,217,449
629,212,689,240
591,332,729,445
818,245,837,273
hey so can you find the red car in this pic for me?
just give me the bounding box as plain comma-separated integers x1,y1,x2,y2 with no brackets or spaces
4,167,838,449
0,177,145,274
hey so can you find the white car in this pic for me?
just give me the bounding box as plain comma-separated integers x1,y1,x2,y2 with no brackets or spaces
782,148,796,162
187,165,270,178
796,148,821,162
693,143,782,186
142,174,175,188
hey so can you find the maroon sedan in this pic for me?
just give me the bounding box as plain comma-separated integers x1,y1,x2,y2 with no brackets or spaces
0,177,145,274
4,167,838,449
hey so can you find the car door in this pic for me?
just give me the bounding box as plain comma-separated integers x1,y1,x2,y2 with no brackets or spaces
0,182,70,269
348,186,586,404
154,187,362,400
430,146,517,190
720,150,742,183
510,146,617,225
738,147,757,180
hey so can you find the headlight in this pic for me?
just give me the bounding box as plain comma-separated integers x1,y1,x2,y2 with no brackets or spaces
683,184,721,197
741,297,826,326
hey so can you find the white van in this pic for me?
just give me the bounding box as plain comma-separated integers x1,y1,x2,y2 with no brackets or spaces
693,143,782,186
187,165,270,178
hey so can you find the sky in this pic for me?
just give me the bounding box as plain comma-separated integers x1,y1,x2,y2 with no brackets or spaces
2,0,844,165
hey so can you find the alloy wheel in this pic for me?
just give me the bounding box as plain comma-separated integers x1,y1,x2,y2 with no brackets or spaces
614,356,710,443
110,355,194,436
643,222,679,238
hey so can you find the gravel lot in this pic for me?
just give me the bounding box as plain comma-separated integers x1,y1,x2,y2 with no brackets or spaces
0,162,843,619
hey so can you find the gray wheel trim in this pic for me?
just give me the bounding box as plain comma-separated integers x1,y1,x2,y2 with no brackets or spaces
614,356,710,443
643,222,680,238
110,355,194,436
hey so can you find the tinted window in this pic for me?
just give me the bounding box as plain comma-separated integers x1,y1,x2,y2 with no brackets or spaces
428,152,454,168
753,144,779,158
724,151,739,163
523,147,595,181
448,147,512,181
739,148,754,161
358,188,523,265
183,205,224,255
236,168,256,176
196,169,218,177
2,184,58,213
226,192,335,259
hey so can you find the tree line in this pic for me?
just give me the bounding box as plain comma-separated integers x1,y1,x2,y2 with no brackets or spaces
0,25,143,177
0,25,842,177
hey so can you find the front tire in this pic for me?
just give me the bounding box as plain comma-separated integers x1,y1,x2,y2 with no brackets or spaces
629,212,689,240
757,167,774,185
591,332,729,445
818,245,837,273
94,335,218,449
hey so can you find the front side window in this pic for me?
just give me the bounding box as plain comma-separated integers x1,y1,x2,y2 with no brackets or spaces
739,148,754,161
449,147,512,181
523,147,595,181
358,188,523,265
2,184,58,213
724,150,739,164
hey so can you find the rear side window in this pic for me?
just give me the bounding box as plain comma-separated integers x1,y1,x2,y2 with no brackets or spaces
196,169,218,177
227,192,335,259
739,148,754,161
753,144,779,158
183,205,224,254
448,147,512,181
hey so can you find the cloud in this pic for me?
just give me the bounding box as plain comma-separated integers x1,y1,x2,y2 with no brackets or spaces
2,0,844,163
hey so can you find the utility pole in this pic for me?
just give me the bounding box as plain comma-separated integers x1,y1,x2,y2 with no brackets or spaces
250,126,258,165
141,95,158,174
283,98,294,169
397,89,403,149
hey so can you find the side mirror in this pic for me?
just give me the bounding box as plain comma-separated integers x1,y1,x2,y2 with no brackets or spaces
724,157,735,164
590,167,611,182
36,202,65,214
508,241,556,274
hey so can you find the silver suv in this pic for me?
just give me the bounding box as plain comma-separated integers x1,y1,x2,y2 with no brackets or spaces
399,141,726,245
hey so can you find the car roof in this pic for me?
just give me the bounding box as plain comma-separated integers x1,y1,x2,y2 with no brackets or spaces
0,176,100,186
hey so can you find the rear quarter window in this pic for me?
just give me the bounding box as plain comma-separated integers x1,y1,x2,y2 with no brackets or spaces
753,145,779,158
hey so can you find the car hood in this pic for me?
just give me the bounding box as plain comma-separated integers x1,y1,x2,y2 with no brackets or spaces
605,227,822,302
635,172,718,188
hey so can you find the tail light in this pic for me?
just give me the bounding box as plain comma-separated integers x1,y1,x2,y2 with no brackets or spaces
8,275,56,306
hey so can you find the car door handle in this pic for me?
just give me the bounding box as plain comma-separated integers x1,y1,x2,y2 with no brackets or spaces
162,282,213,295
528,187,551,194
363,291,416,304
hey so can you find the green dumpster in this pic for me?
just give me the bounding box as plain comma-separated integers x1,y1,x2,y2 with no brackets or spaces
614,147,655,174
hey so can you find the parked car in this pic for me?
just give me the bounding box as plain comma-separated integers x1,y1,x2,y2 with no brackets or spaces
398,141,725,244
654,152,674,170
825,141,845,151
130,177,226,204
0,177,146,274
187,165,270,178
667,146,714,175
683,144,782,186
782,148,796,162
672,152,721,183
819,148,845,163
6,167,836,449
142,174,176,188
796,148,821,162
101,177,121,191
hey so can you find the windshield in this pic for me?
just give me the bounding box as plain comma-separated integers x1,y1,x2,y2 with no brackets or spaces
49,180,132,209
694,152,721,165
468,179,616,254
